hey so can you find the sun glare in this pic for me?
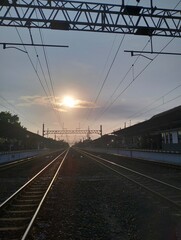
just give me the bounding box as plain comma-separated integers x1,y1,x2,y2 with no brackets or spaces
62,96,77,108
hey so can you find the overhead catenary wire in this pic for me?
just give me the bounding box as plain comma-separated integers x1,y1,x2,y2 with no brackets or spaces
94,35,126,105
93,37,176,124
128,83,181,120
92,0,131,105
84,35,126,128
105,83,181,133
35,4,63,129
92,0,181,126
0,95,41,129
82,34,118,128
13,26,54,108
5,9,63,132
84,0,134,126
89,0,181,130
104,94,181,135
97,39,150,115
174,0,181,9
34,5,55,99
84,0,139,125
12,7,50,99
24,6,62,127
135,95,181,121
105,95,181,134
3,0,181,141
29,35,53,101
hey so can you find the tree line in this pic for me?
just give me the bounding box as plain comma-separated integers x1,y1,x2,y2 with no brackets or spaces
0,111,69,151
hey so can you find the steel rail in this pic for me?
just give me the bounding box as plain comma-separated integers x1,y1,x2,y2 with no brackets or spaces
0,149,69,240
21,148,69,240
77,148,181,209
0,149,67,208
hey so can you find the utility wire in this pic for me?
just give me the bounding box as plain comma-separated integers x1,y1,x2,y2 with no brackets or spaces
128,83,181,120
14,27,53,107
31,41,53,100
174,0,181,9
82,34,118,128
84,35,126,125
90,0,181,134
90,0,181,129
93,0,132,103
35,3,63,128
93,37,176,123
20,6,53,102
99,39,150,112
6,9,62,130
85,0,138,124
0,95,41,129
105,93,181,134
94,35,126,105
121,0,181,123
105,83,181,133
136,95,181,120
38,32,63,128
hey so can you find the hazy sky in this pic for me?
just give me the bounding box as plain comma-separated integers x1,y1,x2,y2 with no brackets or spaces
0,0,181,144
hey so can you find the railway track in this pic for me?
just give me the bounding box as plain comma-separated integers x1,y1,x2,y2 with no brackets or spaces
77,148,181,212
0,149,69,240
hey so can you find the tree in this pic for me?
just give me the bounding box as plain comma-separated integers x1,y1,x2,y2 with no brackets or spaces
0,111,21,126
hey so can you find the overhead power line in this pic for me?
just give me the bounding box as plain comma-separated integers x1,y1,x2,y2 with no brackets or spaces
94,35,126,105
34,4,63,129
92,0,181,126
105,93,181,134
0,95,41,129
0,6,66,135
84,0,137,126
90,0,181,129
5,10,63,130
93,37,176,124
101,39,150,111
84,35,126,125
128,83,181,121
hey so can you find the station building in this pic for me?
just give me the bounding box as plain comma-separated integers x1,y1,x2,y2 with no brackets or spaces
113,106,181,152
88,106,181,152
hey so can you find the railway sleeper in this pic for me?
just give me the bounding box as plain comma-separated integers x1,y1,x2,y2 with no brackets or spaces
0,217,30,227
6,209,35,214
23,191,45,194
0,225,26,232
12,203,38,208
20,194,43,198
15,199,40,203
0,217,30,221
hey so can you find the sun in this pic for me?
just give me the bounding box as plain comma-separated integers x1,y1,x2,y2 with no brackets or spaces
62,96,77,108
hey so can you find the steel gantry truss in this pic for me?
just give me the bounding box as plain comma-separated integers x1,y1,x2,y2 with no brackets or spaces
0,0,181,38
43,124,102,138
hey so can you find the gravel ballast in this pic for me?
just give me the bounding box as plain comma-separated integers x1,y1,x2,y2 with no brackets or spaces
27,150,181,240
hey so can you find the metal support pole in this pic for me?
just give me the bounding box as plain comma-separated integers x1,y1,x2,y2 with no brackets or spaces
150,36,153,53
42,123,45,137
100,125,102,137
150,0,153,9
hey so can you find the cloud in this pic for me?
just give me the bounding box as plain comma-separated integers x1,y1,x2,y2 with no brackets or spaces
55,97,98,112
72,100,97,109
91,100,146,122
17,95,51,107
17,95,98,112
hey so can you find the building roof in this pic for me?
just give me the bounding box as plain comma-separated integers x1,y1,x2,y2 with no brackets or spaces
113,105,181,137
